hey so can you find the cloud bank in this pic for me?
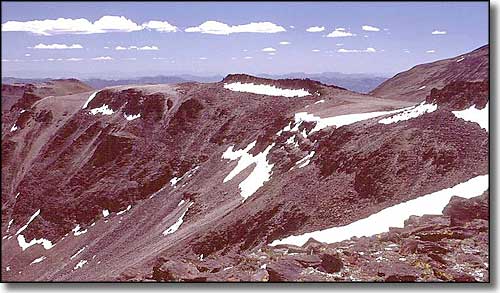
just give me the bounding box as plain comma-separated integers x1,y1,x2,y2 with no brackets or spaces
185,21,286,35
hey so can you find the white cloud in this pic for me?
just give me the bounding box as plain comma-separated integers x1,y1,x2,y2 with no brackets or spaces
199,57,208,60
289,25,295,29
279,41,291,45
24,53,30,57
185,20,286,35
2,16,143,35
91,56,113,60
362,25,380,32
306,26,325,33
338,47,377,53
326,28,356,38
426,50,436,53
336,43,344,46
32,43,83,49
268,52,276,56
103,46,110,49
403,49,410,53
137,45,159,51
312,49,321,52
261,47,276,52
142,20,178,32
243,56,253,59
431,30,447,35
66,58,83,61
115,45,159,51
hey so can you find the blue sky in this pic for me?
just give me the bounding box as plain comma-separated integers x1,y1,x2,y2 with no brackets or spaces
1,1,489,78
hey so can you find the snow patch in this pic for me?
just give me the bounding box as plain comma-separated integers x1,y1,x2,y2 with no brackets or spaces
418,86,426,90
224,82,310,98
222,141,275,200
70,247,86,260
15,209,40,236
295,151,315,168
6,219,14,233
102,209,110,217
82,91,99,109
170,166,200,188
30,256,46,265
10,125,18,132
90,104,114,115
452,103,489,131
456,57,465,63
72,224,88,236
116,205,131,215
124,113,141,121
17,235,54,251
163,202,193,235
314,99,325,104
271,174,488,246
74,260,88,270
378,102,437,124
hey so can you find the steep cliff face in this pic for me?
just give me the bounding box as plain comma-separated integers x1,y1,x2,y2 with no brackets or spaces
1,50,489,281
370,45,488,102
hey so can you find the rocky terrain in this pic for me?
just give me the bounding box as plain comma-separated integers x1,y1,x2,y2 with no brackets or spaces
1,46,489,282
371,45,488,102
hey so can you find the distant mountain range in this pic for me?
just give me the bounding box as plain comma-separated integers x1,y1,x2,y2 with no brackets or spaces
257,72,388,93
2,72,388,93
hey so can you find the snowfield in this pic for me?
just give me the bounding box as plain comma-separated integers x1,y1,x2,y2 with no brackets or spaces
271,174,488,246
224,82,311,97
452,103,489,131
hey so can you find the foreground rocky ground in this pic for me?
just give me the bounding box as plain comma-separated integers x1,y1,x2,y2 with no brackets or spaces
134,192,488,282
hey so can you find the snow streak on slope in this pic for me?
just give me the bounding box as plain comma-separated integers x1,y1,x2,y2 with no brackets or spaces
163,202,194,235
30,256,46,265
222,141,275,200
10,125,18,132
294,106,409,134
271,174,488,246
82,91,99,109
452,103,489,131
378,102,437,124
224,82,311,97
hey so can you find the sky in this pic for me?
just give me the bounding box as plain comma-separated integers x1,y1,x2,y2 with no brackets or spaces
1,1,489,79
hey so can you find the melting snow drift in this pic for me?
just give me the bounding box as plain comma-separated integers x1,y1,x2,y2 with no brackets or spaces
224,82,311,97
452,103,489,131
271,174,488,246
